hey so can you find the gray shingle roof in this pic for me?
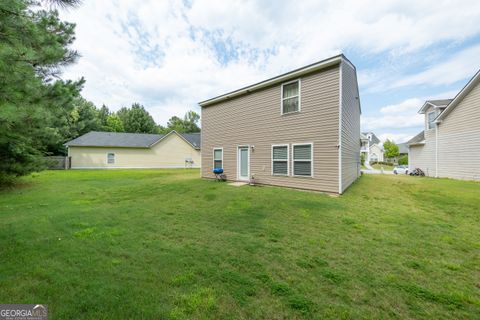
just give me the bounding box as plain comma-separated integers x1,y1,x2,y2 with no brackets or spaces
361,132,381,145
180,133,201,149
407,131,425,146
65,131,201,149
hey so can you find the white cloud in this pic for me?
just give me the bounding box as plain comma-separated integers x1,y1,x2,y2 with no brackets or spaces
378,133,414,144
388,45,480,89
379,98,424,114
58,0,480,124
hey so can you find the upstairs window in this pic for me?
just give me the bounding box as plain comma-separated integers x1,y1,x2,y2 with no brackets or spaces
272,145,289,175
427,111,436,130
107,153,115,164
281,80,300,114
293,144,312,177
213,148,223,169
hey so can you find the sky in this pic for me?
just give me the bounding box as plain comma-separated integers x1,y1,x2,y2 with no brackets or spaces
59,0,480,143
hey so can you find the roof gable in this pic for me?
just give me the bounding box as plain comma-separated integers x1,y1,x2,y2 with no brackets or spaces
418,99,453,114
436,69,480,121
361,132,380,145
199,54,352,107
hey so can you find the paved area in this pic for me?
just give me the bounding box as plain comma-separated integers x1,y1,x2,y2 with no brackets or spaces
228,182,249,187
362,169,394,175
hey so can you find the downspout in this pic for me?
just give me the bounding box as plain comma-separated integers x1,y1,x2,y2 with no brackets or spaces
435,120,440,178
338,61,343,194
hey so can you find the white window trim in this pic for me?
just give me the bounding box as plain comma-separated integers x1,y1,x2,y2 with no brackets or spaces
271,144,289,176
427,111,436,130
106,152,115,165
236,145,250,181
280,79,301,115
213,147,223,169
292,143,313,178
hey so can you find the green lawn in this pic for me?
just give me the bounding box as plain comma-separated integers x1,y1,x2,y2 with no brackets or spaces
1,170,479,319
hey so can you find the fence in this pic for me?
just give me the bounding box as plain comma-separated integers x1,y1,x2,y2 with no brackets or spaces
45,156,71,170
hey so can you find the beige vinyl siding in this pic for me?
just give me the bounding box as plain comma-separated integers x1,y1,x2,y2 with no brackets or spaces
369,144,384,162
340,62,361,193
437,80,480,180
201,65,341,193
409,105,437,176
69,133,201,169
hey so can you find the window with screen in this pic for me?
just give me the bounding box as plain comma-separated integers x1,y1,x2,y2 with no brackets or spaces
272,145,288,175
293,144,312,176
282,80,300,114
213,148,223,169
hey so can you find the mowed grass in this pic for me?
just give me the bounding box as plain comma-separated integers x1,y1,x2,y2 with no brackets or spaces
0,169,479,319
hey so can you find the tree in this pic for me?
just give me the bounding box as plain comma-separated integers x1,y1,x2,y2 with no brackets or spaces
106,114,125,132
117,103,157,133
166,116,185,132
164,110,201,133
183,111,201,133
383,140,400,160
0,0,82,183
398,155,408,165
98,104,110,129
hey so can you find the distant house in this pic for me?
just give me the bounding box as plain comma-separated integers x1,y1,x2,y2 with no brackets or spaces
408,69,480,180
200,54,361,194
360,132,384,163
397,143,408,156
65,131,201,169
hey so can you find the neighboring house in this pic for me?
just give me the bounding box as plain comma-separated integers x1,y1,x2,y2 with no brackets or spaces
408,69,480,180
360,132,384,163
397,143,408,156
65,131,201,169
200,54,361,194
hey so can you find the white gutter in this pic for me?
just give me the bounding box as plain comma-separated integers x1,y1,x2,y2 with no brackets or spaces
199,55,344,107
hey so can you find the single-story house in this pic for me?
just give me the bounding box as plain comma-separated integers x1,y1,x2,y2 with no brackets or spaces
360,132,384,163
199,54,361,194
408,69,480,180
65,131,201,169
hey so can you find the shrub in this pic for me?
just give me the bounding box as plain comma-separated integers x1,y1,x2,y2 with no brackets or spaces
398,155,408,165
371,161,393,166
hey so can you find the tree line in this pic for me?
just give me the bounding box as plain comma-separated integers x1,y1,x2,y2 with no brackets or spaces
0,0,199,184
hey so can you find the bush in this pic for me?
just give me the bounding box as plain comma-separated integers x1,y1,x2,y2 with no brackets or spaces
398,155,408,165
370,161,394,166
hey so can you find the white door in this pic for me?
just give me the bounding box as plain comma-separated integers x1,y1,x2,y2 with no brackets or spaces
237,146,249,181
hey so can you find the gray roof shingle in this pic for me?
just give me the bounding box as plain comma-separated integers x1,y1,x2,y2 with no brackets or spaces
407,131,425,146
65,131,201,149
361,132,381,145
179,133,201,149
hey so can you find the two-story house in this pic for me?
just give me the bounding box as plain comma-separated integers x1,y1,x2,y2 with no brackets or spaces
199,54,361,194
360,132,384,163
408,69,480,180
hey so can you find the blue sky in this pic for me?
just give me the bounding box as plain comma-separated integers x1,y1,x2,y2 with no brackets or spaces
60,0,480,143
